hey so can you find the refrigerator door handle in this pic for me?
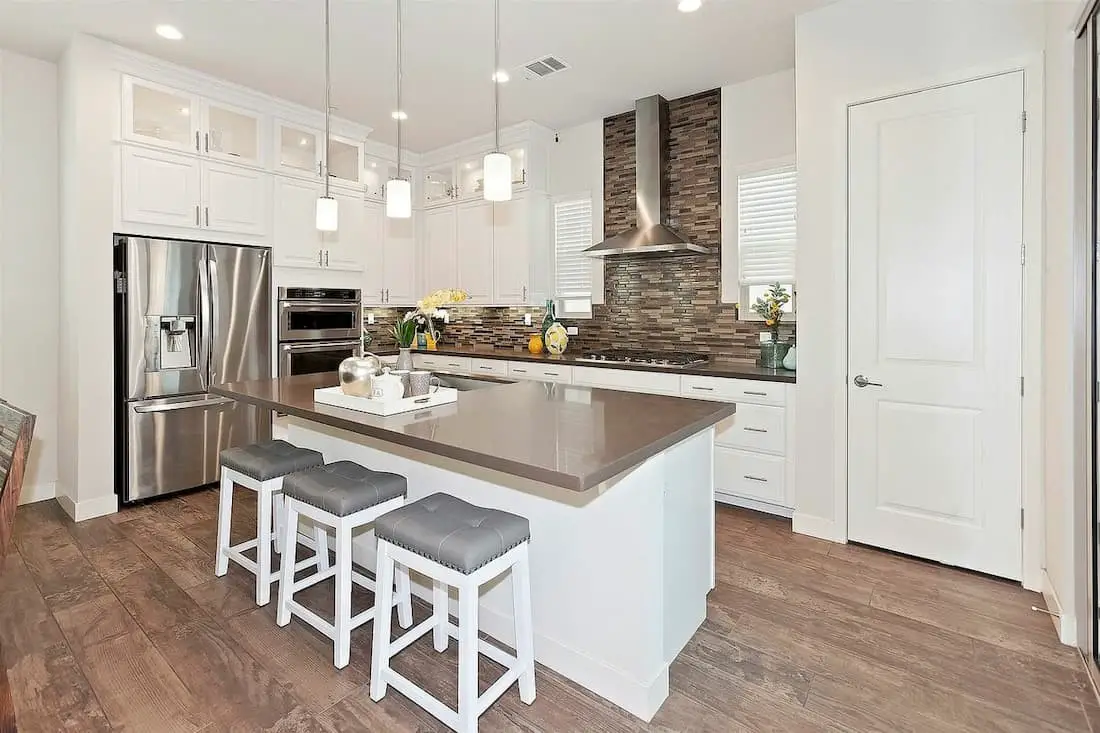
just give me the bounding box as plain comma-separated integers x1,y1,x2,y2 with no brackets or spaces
133,397,235,414
197,253,212,392
207,255,220,383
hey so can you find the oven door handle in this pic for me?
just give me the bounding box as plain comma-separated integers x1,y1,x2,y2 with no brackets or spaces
281,340,361,352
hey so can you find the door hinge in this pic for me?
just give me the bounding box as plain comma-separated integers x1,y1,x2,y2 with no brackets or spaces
114,271,126,294
1020,376,1024,396
1020,242,1026,266
1021,110,1028,134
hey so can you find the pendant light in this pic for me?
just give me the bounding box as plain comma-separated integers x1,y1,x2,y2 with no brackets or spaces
315,0,338,231
483,0,511,202
386,0,412,218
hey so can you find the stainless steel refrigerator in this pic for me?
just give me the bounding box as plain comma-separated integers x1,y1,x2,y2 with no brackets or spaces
113,235,272,503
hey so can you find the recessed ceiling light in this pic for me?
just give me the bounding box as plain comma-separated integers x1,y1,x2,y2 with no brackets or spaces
155,24,183,40
677,0,702,12
391,110,408,120
492,70,510,83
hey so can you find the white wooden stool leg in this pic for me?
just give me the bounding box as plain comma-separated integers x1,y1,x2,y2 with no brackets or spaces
314,525,330,571
272,493,286,554
370,541,395,701
214,472,234,576
256,483,274,606
396,562,413,629
432,580,449,652
457,582,480,733
512,544,536,704
276,501,299,627
334,519,353,669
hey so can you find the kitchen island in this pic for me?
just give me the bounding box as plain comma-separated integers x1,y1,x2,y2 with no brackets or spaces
213,373,735,721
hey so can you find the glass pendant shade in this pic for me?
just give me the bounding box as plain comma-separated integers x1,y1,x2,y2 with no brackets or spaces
316,195,338,231
483,151,512,201
385,178,412,218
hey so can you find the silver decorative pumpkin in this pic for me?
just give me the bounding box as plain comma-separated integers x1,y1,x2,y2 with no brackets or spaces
339,353,383,396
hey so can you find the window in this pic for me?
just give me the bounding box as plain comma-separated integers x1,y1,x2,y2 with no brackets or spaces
737,163,796,320
553,194,595,318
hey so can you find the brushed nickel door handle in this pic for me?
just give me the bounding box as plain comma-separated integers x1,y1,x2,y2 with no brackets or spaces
853,375,883,388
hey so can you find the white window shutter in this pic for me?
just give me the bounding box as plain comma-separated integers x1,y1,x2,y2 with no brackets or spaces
553,196,594,298
738,165,796,287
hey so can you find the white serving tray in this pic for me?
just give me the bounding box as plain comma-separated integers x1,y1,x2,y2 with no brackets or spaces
314,386,458,416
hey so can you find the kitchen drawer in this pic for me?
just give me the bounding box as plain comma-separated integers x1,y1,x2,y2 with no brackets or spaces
715,447,786,505
681,375,786,406
715,403,785,455
508,362,572,384
470,358,509,377
572,366,680,396
413,354,472,373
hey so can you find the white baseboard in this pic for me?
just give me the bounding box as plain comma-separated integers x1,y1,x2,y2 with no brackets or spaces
792,511,845,543
57,492,119,522
17,481,56,505
1042,569,1077,647
715,493,794,518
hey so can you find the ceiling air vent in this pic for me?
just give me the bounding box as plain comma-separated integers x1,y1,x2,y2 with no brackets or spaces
523,55,570,80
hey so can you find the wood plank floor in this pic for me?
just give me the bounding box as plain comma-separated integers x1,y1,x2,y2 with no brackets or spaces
2,490,1096,732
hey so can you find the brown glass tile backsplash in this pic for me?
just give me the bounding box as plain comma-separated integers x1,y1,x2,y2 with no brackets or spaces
362,87,794,362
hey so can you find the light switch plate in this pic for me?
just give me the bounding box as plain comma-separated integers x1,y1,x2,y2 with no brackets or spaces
524,313,532,326
566,326,579,336
367,312,375,325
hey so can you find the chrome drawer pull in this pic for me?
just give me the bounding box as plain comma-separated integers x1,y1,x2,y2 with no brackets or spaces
743,475,768,483
512,368,528,373
545,372,559,377
744,427,768,433
693,386,714,391
744,390,768,396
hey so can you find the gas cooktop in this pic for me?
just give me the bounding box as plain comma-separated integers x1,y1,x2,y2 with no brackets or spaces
576,349,709,368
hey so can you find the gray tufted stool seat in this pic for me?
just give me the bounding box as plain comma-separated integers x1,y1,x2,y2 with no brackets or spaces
216,440,329,607
370,493,535,732
275,461,412,670
375,493,530,574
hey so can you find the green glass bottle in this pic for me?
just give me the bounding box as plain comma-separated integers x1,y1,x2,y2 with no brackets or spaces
541,299,556,341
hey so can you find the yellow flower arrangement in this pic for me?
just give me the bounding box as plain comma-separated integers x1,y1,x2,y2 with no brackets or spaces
416,288,469,316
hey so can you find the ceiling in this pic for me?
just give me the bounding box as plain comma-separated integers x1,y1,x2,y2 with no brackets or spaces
0,0,834,151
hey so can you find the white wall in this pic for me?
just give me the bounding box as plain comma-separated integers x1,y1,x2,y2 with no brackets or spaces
794,0,1055,579
719,69,796,303
0,49,59,504
549,119,605,305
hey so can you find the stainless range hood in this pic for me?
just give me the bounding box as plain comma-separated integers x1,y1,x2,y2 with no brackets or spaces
585,95,709,257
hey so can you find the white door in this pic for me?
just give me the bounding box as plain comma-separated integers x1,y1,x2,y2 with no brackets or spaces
847,72,1024,580
423,207,457,293
383,215,418,305
119,146,202,229
271,176,323,269
493,197,529,304
456,202,494,304
323,192,367,272
202,162,269,237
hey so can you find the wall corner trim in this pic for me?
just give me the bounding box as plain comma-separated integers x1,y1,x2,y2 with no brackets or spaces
1042,569,1079,647
57,493,118,523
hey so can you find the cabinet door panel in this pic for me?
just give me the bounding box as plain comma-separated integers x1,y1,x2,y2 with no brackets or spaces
323,193,367,272
119,146,202,229
276,122,322,178
424,208,457,293
327,136,363,187
456,202,494,304
204,101,262,165
362,203,386,303
272,177,323,269
384,216,418,305
493,197,529,303
203,162,269,236
123,77,200,152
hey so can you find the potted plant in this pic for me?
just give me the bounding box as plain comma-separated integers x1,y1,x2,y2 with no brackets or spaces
390,289,469,370
389,315,418,371
751,283,792,369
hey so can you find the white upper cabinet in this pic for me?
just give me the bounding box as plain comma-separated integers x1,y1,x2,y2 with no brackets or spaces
493,194,551,305
384,215,418,305
119,146,203,228
456,201,494,304
203,101,263,165
422,163,457,206
123,77,200,153
276,121,323,178
506,146,528,188
423,208,458,294
327,135,364,187
362,203,386,303
272,177,325,268
364,155,395,202
202,161,270,236
456,155,485,201
322,192,368,272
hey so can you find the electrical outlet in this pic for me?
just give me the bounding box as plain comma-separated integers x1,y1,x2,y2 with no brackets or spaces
367,312,375,325
442,310,450,324
524,313,533,326
566,326,579,336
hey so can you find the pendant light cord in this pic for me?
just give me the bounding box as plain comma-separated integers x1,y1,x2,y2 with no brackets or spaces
493,0,500,153
323,0,332,198
396,0,404,179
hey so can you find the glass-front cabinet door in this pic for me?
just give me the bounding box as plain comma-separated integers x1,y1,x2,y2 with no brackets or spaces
363,156,391,201
327,136,364,187
276,121,323,178
422,163,456,206
203,101,262,165
507,146,528,187
456,155,485,200
123,76,200,152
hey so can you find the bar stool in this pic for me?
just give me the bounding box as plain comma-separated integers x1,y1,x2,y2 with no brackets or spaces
215,440,329,605
370,493,535,733
276,461,412,669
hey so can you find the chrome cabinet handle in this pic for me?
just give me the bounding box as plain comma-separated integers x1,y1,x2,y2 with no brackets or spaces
743,475,768,483
195,131,200,151
693,386,714,392
195,205,200,226
744,390,768,396
385,289,390,303
545,371,559,377
744,427,768,433
853,375,883,388
324,251,329,267
478,366,493,371
522,285,527,301
204,132,209,153
318,250,323,267
204,207,209,227
512,368,527,374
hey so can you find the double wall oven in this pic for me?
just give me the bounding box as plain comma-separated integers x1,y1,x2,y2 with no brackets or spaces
278,287,361,377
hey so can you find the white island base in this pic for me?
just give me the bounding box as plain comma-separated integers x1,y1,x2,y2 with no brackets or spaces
286,418,716,722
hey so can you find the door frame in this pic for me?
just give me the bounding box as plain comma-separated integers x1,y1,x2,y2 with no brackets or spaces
827,55,1044,592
